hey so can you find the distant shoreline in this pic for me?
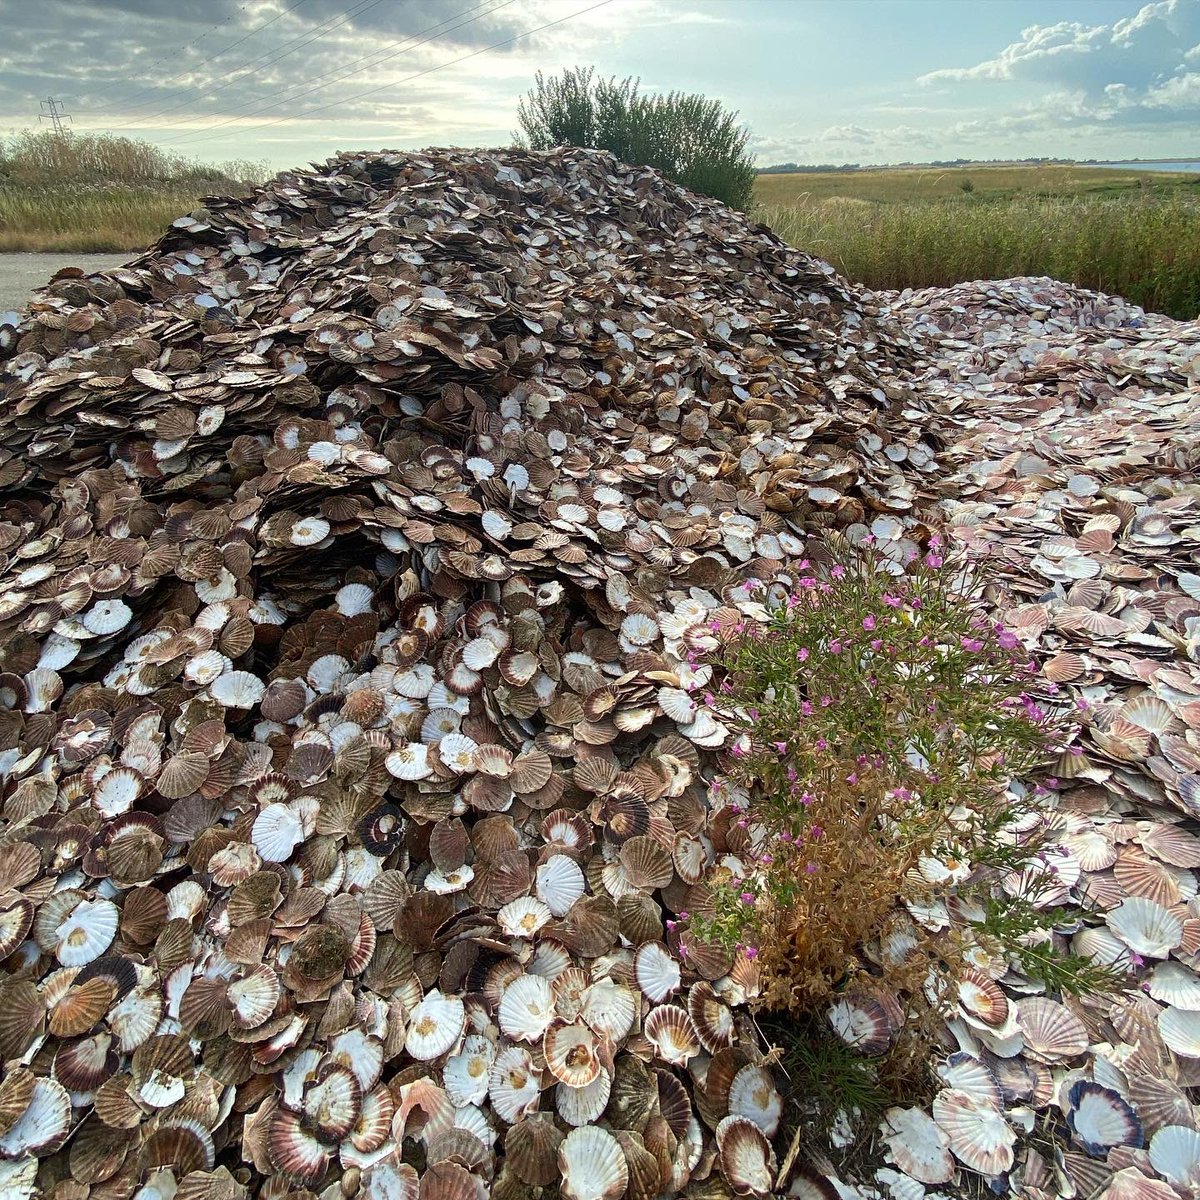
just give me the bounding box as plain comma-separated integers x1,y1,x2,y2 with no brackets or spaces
757,158,1200,174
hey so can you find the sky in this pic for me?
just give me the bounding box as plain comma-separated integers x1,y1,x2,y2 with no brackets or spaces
0,0,1197,170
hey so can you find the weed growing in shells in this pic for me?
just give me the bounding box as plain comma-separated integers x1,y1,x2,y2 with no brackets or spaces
691,536,1073,1017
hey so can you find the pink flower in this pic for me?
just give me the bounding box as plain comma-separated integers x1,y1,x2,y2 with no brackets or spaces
883,593,901,607
704,691,715,706
773,741,788,753
800,701,813,716
862,615,876,631
730,744,745,758
961,636,983,652
809,825,823,839
740,892,755,905
925,552,943,569
831,565,846,580
929,534,942,549
815,737,828,751
997,628,1019,650
666,919,677,931
846,772,858,784
786,766,797,782
796,647,809,662
744,946,759,960
760,854,774,865
820,695,832,707
805,862,819,874
829,639,843,655
800,791,816,806
870,638,882,651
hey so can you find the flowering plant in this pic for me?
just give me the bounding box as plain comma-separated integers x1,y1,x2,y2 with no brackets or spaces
691,536,1069,1013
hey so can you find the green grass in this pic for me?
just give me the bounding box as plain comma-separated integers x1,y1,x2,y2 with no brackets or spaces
755,165,1200,318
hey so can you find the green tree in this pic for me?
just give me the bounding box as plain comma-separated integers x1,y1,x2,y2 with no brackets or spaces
516,68,756,211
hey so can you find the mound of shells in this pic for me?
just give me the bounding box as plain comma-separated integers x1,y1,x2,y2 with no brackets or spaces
0,147,945,1200
2,148,1198,1200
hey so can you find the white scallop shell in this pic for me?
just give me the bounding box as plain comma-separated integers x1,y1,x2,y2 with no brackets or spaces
558,1125,628,1200
556,1070,612,1128
93,768,142,817
0,1077,71,1156
728,1063,783,1138
443,1035,495,1107
1149,1125,1200,1188
535,854,585,917
438,732,479,773
404,989,465,1061
931,1089,1015,1176
252,802,306,862
581,978,636,1042
643,1005,700,1067
385,743,433,781
210,669,266,709
335,583,375,617
499,974,556,1043
55,897,118,966
1106,898,1184,958
488,1045,540,1123
498,896,553,939
185,649,231,685
634,941,681,1002
82,598,132,635
1149,962,1200,1010
291,516,331,546
881,1106,954,1185
1158,1006,1200,1057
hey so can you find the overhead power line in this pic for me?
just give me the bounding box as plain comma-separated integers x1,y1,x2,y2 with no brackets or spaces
100,0,386,129
122,0,504,138
87,1,269,114
158,0,521,147
157,0,619,150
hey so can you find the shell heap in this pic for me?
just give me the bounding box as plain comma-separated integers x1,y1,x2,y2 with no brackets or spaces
0,147,938,1200
1,149,1199,1200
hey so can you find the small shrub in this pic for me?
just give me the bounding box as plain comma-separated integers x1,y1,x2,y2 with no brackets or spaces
959,177,975,193
689,535,1076,1021
516,67,756,210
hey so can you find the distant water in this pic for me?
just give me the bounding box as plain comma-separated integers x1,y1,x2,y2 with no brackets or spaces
1090,160,1200,173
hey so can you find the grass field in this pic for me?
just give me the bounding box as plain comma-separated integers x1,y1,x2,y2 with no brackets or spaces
0,130,261,253
755,164,1200,318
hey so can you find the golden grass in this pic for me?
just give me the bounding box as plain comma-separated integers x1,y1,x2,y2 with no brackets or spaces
755,166,1200,318
0,185,213,253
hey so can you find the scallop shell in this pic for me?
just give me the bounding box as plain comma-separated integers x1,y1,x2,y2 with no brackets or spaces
544,1020,603,1088
727,1063,782,1138
404,989,465,1061
716,1114,776,1197
1107,898,1184,958
0,1076,71,1156
1158,1006,1200,1057
444,1034,495,1107
1066,1080,1144,1158
498,896,554,939
55,897,119,966
957,969,1009,1028
536,854,586,917
634,941,681,1002
499,974,556,1043
558,1125,629,1200
505,1113,563,1187
931,1088,1016,1176
881,1106,955,1185
556,1070,612,1127
488,1044,541,1123
1148,1125,1200,1188
1017,997,1089,1062
643,1005,700,1067
581,977,637,1042
210,669,265,708
688,981,734,1052
267,1106,330,1184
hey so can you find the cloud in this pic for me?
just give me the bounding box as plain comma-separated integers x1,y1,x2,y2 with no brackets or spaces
912,0,1200,147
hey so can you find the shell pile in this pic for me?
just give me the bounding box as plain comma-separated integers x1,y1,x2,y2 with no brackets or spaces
0,148,1197,1200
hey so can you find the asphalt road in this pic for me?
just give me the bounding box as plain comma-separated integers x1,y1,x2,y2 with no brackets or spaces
0,252,129,314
